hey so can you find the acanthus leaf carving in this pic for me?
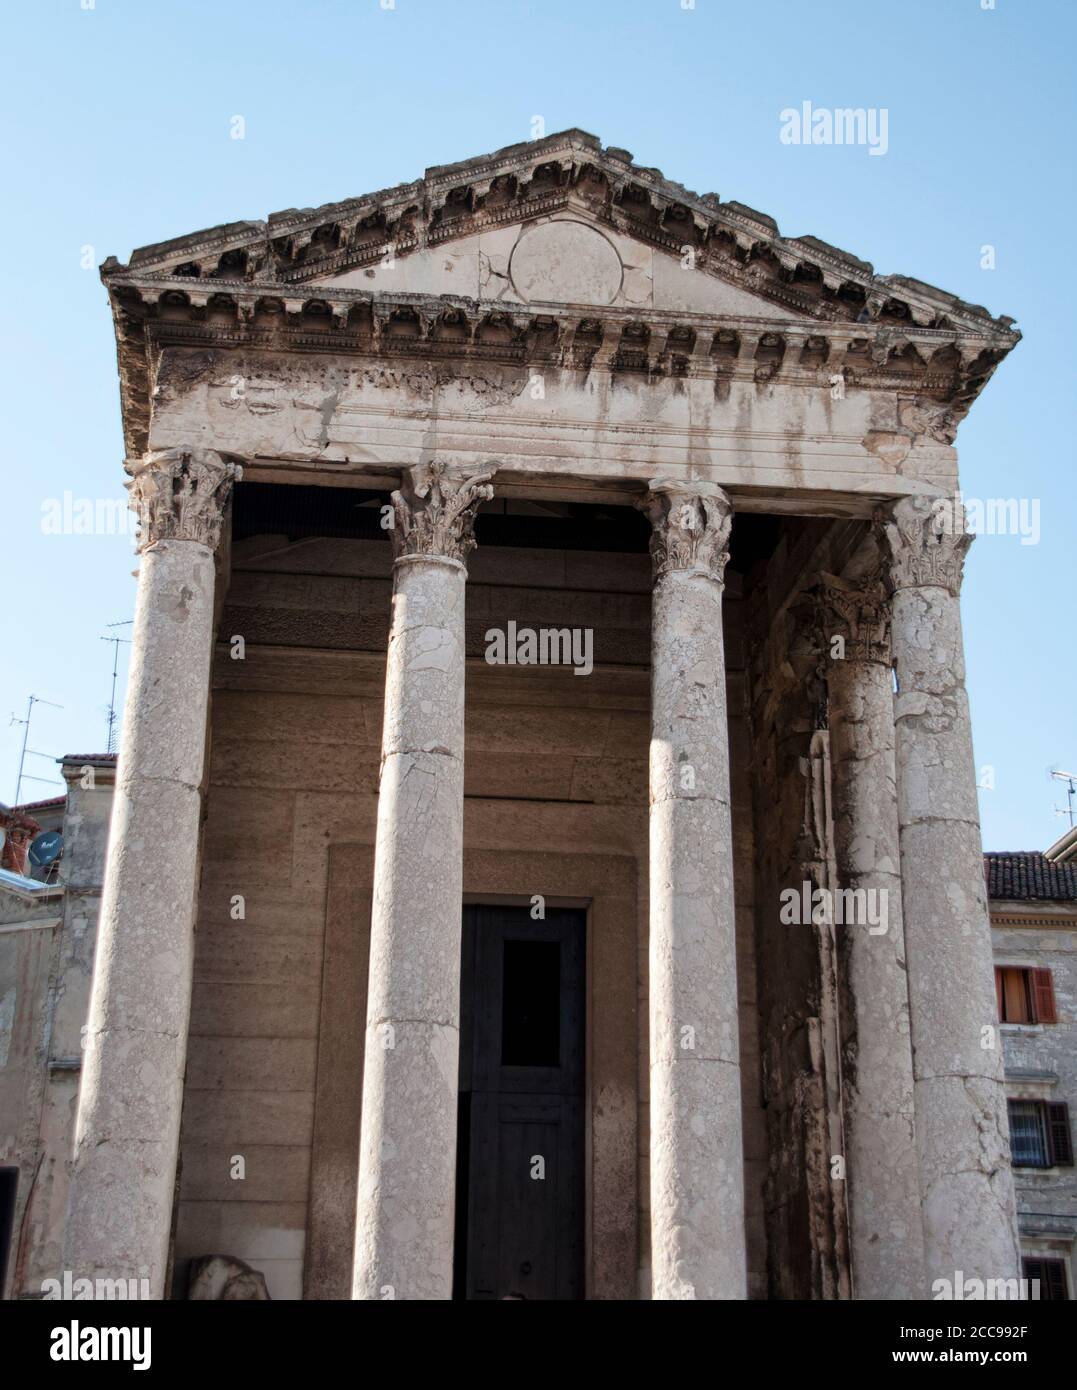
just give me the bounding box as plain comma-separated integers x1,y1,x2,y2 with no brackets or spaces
391,461,495,566
875,494,973,597
815,568,891,665
125,447,242,553
638,479,733,584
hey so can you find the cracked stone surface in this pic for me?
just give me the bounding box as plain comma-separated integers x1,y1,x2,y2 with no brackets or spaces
645,484,745,1300
888,577,1021,1286
827,652,925,1299
64,538,218,1297
353,551,469,1301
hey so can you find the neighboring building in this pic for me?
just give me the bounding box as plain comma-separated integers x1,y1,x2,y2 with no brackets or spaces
0,757,116,1300
1,132,1036,1299
988,850,1077,1301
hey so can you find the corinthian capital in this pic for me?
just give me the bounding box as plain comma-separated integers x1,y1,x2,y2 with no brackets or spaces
815,569,891,665
638,479,733,583
390,461,495,565
125,447,242,553
875,494,972,597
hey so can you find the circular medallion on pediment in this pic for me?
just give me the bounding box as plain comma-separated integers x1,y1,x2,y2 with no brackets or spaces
509,220,623,306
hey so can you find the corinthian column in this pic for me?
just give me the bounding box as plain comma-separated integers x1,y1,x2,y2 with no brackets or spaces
639,479,745,1300
352,462,493,1302
65,447,240,1298
878,495,1020,1290
816,569,925,1299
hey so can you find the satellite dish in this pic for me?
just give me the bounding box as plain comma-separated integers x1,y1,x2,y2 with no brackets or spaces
28,830,63,868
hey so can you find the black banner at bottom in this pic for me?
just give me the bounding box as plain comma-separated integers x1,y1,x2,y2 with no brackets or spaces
3,1295,1067,1376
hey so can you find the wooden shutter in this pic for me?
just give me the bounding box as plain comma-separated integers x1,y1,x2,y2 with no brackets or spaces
1044,1261,1069,1300
1003,968,1030,1024
995,967,1004,1019
1047,1103,1073,1167
1031,968,1057,1024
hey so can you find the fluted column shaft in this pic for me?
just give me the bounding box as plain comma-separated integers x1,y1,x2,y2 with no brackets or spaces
879,496,1020,1289
641,480,746,1301
352,463,493,1301
818,570,925,1299
64,447,240,1298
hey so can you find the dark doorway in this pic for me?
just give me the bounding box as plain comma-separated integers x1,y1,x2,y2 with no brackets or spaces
454,905,585,1300
0,1168,17,1299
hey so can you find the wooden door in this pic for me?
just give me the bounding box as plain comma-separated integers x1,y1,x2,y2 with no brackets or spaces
454,905,585,1300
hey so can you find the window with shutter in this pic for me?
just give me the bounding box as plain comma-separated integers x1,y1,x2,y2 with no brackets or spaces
1044,1261,1069,1301
1047,1103,1073,1167
1009,1101,1050,1167
996,966,1058,1024
1031,968,1057,1024
1023,1257,1070,1301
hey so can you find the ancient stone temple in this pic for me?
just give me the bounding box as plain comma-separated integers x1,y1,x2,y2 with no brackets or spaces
56,131,1027,1298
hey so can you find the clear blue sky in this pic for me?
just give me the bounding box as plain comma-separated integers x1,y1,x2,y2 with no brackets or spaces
1,0,1073,848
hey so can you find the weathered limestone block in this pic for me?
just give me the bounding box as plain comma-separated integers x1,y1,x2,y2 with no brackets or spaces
878,496,1020,1289
64,448,239,1299
818,569,925,1299
352,463,492,1301
640,480,746,1300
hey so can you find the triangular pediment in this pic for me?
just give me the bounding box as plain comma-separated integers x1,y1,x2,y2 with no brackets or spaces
105,129,1016,337
308,209,801,319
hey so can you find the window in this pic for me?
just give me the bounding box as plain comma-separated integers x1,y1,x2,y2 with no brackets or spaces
500,940,560,1067
995,966,1057,1024
1008,1100,1073,1168
1022,1257,1069,1301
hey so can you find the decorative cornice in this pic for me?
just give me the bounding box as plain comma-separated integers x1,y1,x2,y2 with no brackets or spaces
390,461,494,566
815,569,891,665
103,130,1018,341
875,494,972,597
125,447,242,552
639,479,732,584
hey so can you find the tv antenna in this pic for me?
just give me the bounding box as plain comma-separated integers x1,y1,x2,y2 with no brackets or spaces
101,621,133,754
9,694,64,805
1050,769,1077,828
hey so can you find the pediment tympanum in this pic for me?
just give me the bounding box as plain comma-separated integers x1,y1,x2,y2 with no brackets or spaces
312,214,796,320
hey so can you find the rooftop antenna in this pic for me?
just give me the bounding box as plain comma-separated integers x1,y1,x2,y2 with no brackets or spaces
101,621,133,755
1049,769,1077,828
9,694,64,805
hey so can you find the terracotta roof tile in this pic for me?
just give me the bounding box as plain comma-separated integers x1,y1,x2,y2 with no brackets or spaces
984,851,1077,901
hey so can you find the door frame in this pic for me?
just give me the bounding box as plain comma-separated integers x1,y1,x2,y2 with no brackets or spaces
457,900,588,1300
461,846,640,1301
